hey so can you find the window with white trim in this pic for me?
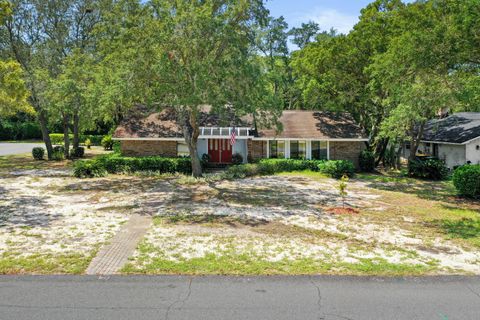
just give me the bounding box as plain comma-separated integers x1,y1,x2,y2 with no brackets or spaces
290,140,307,159
311,141,328,160
269,140,285,158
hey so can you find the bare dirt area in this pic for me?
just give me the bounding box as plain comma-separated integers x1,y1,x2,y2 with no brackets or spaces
1,155,479,275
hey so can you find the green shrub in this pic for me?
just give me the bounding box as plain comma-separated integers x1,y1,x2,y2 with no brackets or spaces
85,138,92,149
225,159,353,179
70,147,85,158
32,147,45,160
74,154,193,178
359,149,375,172
101,135,113,150
408,158,448,180
452,165,480,198
53,145,65,154
49,133,103,146
52,151,64,161
318,160,355,179
73,160,108,178
232,153,243,165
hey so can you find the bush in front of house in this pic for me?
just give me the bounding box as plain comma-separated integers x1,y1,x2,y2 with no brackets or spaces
225,159,354,179
70,147,85,158
452,165,480,198
232,153,243,165
317,160,355,179
101,135,114,150
73,160,108,178
32,147,45,160
408,158,448,180
52,151,65,161
74,154,192,178
359,149,375,172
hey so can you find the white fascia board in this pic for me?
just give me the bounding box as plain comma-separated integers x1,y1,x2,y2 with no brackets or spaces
420,140,464,146
112,137,185,141
251,137,369,142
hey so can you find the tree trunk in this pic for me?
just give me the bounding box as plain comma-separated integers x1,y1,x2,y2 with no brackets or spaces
183,109,202,177
408,122,426,162
73,111,80,149
37,110,53,160
374,138,389,167
62,113,70,159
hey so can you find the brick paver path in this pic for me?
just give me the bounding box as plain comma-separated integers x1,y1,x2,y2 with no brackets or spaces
86,214,152,275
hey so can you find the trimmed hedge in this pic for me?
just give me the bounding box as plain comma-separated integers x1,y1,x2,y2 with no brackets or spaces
452,165,480,198
74,154,192,178
359,149,375,172
226,159,355,179
408,158,449,180
70,147,85,158
32,147,45,160
49,133,103,146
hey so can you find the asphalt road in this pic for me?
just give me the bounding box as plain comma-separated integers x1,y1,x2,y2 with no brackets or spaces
0,276,479,320
0,142,44,156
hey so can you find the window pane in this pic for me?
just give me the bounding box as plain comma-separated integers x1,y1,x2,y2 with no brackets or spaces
312,141,328,160
277,141,285,158
290,140,306,159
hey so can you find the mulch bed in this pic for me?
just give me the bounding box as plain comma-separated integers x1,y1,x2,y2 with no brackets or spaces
326,207,360,215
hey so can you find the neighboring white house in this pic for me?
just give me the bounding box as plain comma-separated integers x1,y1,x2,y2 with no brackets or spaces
401,113,480,168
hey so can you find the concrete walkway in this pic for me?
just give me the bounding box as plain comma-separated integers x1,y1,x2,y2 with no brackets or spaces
86,214,152,275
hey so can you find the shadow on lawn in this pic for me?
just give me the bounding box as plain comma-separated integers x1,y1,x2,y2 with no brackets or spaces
356,173,471,205
0,184,57,228
163,214,270,228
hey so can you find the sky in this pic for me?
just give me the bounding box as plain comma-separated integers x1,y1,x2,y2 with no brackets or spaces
265,0,404,34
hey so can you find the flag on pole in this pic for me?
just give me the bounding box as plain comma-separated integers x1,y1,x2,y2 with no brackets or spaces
230,127,237,145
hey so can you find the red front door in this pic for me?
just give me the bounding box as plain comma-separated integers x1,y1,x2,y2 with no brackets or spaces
208,139,232,163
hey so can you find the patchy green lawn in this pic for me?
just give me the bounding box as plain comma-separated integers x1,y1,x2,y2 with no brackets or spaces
122,170,480,276
1,153,479,276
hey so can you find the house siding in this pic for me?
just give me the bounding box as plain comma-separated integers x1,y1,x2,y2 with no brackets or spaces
120,140,177,157
329,141,366,168
466,137,480,165
247,140,267,161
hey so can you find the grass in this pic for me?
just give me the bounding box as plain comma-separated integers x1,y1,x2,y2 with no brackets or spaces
0,153,71,172
0,251,93,274
121,253,437,276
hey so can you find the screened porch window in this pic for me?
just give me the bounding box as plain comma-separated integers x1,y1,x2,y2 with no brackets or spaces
269,140,285,158
311,141,328,160
290,140,306,159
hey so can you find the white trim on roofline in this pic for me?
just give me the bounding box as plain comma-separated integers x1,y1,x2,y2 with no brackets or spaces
251,137,369,142
113,137,369,142
420,140,465,146
112,137,185,141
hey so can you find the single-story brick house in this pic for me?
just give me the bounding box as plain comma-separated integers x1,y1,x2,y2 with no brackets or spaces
401,112,480,168
113,108,368,167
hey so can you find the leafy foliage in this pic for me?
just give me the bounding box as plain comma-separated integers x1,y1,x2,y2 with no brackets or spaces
70,147,85,158
359,150,376,172
49,134,103,146
74,154,193,178
32,147,45,160
226,159,354,179
408,159,449,180
452,165,480,198
101,135,113,150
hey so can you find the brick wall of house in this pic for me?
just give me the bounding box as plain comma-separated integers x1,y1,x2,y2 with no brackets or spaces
120,140,178,157
247,140,267,161
329,141,366,168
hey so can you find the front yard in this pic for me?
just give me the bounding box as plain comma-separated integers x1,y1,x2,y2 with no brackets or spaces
0,153,479,275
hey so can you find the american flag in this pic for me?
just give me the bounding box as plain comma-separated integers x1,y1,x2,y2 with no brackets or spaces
230,127,237,145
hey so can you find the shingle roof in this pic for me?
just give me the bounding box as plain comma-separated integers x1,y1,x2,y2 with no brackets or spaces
113,108,368,140
257,111,367,140
422,113,480,144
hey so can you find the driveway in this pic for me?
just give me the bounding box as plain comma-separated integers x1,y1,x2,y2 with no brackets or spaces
0,142,44,156
0,276,479,320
